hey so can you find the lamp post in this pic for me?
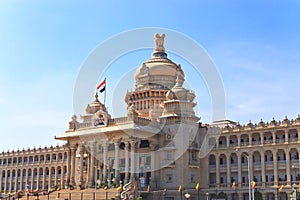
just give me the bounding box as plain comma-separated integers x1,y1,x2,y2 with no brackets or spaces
184,192,191,200
237,150,251,200
119,180,122,196
244,153,252,200
205,192,209,200
162,188,166,200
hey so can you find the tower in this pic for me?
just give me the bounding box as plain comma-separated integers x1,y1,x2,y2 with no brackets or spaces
125,33,185,119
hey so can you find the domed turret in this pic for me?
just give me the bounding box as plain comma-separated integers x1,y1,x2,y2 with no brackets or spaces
126,33,185,119
166,71,195,101
85,93,107,114
134,33,184,90
161,71,197,120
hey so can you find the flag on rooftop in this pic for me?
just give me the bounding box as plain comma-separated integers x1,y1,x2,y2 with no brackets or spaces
97,78,106,93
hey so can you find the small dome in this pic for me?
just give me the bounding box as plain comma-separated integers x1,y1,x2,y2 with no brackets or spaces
85,93,106,114
165,71,195,101
258,119,265,127
166,87,195,101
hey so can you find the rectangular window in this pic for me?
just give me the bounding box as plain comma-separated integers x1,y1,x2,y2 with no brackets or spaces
166,174,173,183
166,151,173,160
108,144,115,151
191,174,195,183
145,156,151,165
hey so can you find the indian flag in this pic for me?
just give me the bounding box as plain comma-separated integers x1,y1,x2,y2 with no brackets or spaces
97,79,106,93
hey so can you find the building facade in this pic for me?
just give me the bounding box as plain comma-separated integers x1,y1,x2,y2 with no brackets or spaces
204,118,300,200
0,34,299,200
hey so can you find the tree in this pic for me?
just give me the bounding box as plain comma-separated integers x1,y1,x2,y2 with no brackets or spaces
254,191,263,200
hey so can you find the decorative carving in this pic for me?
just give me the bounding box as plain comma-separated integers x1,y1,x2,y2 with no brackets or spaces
140,63,149,75
69,115,79,131
154,33,165,51
121,181,135,200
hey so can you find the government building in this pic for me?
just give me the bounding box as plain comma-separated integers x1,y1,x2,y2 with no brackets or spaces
0,34,299,200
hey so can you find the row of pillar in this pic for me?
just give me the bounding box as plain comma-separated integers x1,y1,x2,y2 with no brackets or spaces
0,166,67,192
214,148,297,188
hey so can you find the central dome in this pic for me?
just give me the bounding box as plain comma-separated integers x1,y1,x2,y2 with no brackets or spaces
134,33,184,90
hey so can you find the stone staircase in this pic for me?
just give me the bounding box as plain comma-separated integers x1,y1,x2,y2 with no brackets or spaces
18,188,119,200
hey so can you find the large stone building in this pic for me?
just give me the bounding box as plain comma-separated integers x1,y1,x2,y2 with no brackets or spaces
0,34,299,200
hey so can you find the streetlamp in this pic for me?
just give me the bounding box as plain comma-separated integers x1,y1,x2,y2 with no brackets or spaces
205,192,209,200
244,153,252,200
237,149,251,200
184,193,191,200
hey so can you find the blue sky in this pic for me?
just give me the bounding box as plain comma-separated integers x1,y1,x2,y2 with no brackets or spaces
0,1,300,151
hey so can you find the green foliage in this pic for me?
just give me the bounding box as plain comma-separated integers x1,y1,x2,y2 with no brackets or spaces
100,183,108,188
218,192,227,200
254,191,263,200
136,196,142,200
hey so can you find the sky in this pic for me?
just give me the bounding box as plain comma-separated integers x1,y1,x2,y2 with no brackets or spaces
0,0,300,151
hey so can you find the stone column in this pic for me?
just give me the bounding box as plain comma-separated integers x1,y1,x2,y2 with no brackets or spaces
285,149,291,186
60,167,64,187
79,145,84,186
237,135,241,147
237,192,243,200
273,150,278,186
261,151,266,187
262,193,267,200
9,171,12,191
36,169,40,190
48,169,52,189
216,154,220,188
260,132,264,144
70,146,77,186
4,171,8,192
150,144,156,189
249,151,253,182
226,153,231,187
20,169,23,191
124,142,130,184
89,142,96,187
274,192,278,200
237,152,242,188
102,141,108,183
226,136,230,148
66,147,71,185
249,133,252,146
216,138,219,149
114,142,120,183
30,169,34,191
55,166,58,186
14,173,17,191
130,140,136,181
285,130,289,143
0,170,2,192
42,168,46,190
298,128,300,142
272,131,276,144
299,146,300,180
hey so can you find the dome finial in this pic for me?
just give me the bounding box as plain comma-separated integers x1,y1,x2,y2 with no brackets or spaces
175,70,183,87
154,33,165,52
95,92,98,100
